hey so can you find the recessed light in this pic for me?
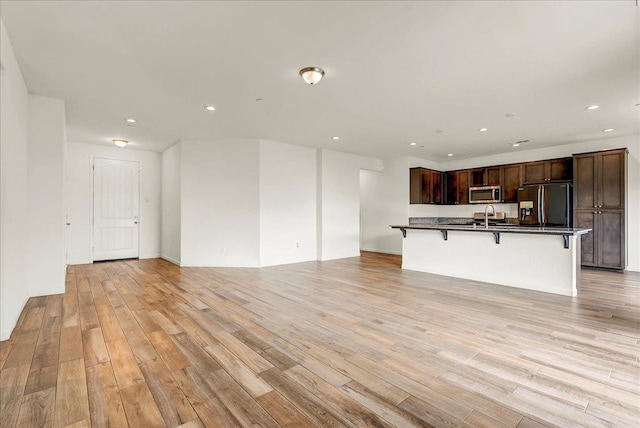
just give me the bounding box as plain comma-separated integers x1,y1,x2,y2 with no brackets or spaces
204,105,216,111
126,118,136,123
512,143,520,147
479,128,488,132
409,142,417,146
602,128,614,132
332,136,340,140
447,153,454,157
505,113,517,118
586,105,600,110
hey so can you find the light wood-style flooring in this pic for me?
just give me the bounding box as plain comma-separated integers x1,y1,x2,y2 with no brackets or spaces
1,252,639,427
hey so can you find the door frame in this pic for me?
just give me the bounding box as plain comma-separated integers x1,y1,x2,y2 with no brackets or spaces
90,156,142,263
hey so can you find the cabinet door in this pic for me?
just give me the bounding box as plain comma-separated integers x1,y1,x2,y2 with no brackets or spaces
487,167,501,186
470,169,485,187
574,210,596,267
446,172,458,205
430,171,442,204
421,169,431,203
573,154,596,210
458,170,470,204
598,210,625,269
502,164,522,203
523,161,546,184
549,158,572,181
599,151,625,210
410,168,422,204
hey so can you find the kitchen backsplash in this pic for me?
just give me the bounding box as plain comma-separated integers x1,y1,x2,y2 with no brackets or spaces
408,203,519,219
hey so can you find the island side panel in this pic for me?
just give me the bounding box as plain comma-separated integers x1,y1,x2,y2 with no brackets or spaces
401,229,578,296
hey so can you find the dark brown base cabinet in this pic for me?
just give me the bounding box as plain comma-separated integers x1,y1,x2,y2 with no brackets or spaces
573,148,627,270
574,210,625,269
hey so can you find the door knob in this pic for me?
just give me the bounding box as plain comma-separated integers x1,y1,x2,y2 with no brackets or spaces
134,221,138,224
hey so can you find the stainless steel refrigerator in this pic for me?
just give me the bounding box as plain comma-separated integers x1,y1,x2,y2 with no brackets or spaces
518,183,573,227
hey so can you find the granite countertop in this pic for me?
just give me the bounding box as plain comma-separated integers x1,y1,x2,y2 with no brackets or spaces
390,223,591,236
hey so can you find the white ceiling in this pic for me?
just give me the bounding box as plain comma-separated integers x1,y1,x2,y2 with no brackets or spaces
1,1,638,160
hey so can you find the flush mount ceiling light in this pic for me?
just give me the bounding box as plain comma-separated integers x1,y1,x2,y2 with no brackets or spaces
479,128,488,132
299,67,324,85
586,105,600,110
125,118,136,123
204,105,216,111
112,139,128,148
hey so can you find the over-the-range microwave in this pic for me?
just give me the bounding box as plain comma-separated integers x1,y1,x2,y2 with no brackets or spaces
469,186,502,204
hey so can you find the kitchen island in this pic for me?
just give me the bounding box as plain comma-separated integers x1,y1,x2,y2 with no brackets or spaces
391,223,591,296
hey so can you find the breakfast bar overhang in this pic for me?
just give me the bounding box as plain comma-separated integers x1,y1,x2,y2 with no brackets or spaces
391,224,592,296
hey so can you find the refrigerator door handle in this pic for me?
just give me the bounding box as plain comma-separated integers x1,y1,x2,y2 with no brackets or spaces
541,185,545,225
537,186,542,225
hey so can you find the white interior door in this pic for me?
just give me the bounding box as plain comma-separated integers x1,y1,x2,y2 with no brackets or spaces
93,158,140,261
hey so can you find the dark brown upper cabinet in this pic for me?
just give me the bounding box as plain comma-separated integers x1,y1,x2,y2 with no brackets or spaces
573,148,627,270
470,167,501,187
410,167,443,204
574,149,626,211
523,157,572,184
445,170,470,205
501,164,522,203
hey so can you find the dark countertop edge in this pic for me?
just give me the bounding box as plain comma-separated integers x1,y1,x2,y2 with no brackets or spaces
390,224,591,236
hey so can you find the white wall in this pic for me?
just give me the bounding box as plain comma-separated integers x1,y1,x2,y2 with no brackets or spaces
180,140,260,267
360,135,640,271
65,142,162,264
26,94,66,297
161,142,181,265
318,149,383,261
259,140,317,266
0,19,30,340
360,156,411,255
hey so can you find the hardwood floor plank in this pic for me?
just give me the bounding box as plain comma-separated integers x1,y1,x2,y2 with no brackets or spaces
0,363,30,427
256,390,319,427
105,336,145,389
82,327,109,367
119,382,166,427
54,358,90,428
58,325,83,363
148,329,190,371
139,357,198,426
204,342,273,398
86,362,129,428
16,387,56,428
3,331,39,369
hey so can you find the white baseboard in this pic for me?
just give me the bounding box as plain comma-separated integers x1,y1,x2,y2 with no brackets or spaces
0,295,29,341
160,255,181,266
360,247,402,256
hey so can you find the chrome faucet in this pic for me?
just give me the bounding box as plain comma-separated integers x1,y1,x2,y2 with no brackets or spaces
484,204,496,228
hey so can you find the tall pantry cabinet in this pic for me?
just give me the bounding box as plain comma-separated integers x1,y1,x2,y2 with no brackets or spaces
573,148,628,269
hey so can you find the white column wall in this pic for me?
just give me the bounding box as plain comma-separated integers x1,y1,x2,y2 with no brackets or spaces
318,149,382,261
26,94,66,297
259,140,317,266
180,140,260,267
161,142,181,265
0,20,30,340
65,142,162,264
